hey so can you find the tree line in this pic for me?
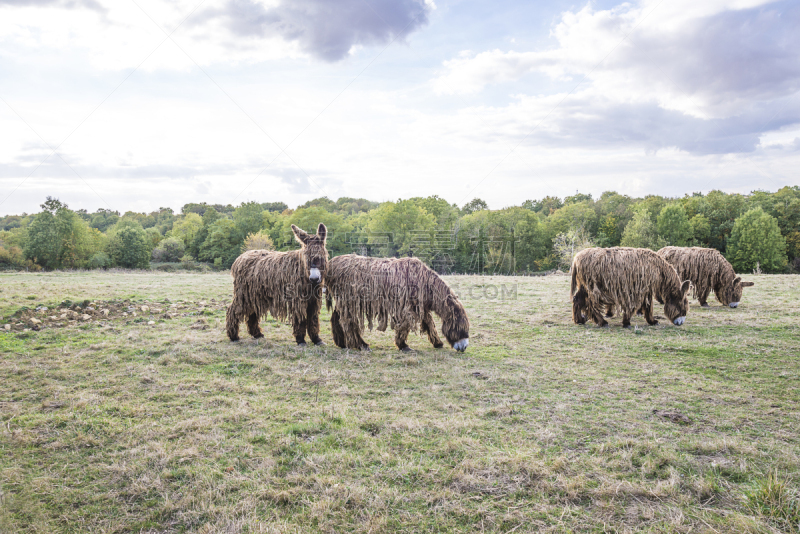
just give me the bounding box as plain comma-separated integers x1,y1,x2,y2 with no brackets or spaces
1,188,797,274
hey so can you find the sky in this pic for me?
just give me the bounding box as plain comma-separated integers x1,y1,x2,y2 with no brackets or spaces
0,0,798,215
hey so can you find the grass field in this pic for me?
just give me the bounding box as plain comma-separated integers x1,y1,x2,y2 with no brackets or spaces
1,270,799,533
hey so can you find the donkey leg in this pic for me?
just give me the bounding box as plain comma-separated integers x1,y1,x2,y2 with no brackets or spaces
307,297,324,345
293,316,308,346
421,311,444,348
225,304,241,342
644,300,659,326
589,300,608,328
394,315,414,352
572,287,588,325
330,309,347,348
247,313,264,339
699,287,711,307
622,309,632,328
605,304,615,318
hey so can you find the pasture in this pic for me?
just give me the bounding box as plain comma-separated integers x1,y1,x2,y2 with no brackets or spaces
1,270,799,533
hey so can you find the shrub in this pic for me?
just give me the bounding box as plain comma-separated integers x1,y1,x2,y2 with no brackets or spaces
88,252,111,269
242,231,274,252
657,204,691,246
621,209,667,250
152,237,186,262
108,224,151,269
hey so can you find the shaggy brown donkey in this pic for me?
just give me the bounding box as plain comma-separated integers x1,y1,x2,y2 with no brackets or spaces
571,247,690,328
325,254,470,352
226,224,328,345
658,246,754,308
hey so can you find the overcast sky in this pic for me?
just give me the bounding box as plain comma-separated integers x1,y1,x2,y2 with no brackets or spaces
1,0,798,215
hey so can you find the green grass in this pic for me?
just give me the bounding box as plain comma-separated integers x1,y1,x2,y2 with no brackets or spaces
0,270,799,532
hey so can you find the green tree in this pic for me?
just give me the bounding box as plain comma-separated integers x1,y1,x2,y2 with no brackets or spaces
620,209,667,250
199,219,240,268
689,214,711,246
366,200,436,258
726,208,787,273
545,201,598,239
169,213,203,247
233,201,266,242
24,198,97,269
107,222,150,268
189,207,221,258
461,198,489,215
657,204,692,246
152,237,186,262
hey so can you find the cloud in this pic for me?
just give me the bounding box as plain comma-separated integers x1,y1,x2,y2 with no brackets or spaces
430,0,800,155
208,0,432,61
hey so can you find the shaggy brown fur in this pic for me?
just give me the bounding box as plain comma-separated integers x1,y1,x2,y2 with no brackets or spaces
571,247,691,328
657,246,754,308
325,254,470,352
226,224,328,345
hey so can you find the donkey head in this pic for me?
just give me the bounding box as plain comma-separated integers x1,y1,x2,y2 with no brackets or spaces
291,223,328,283
664,280,691,325
720,276,754,308
441,294,470,352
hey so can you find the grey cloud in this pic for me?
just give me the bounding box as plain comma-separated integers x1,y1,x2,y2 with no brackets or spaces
499,93,800,156
209,0,431,61
611,0,800,106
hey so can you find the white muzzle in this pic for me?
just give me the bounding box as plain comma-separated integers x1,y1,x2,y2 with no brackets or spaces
673,316,686,326
729,302,739,308
309,267,321,282
453,338,469,352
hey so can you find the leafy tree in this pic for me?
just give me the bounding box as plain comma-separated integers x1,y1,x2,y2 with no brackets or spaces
564,192,592,205
189,207,221,258
545,201,598,239
657,204,692,246
261,201,289,213
366,200,436,258
233,201,266,242
620,209,667,250
726,208,787,273
242,231,274,252
698,190,747,252
199,219,240,268
107,222,150,269
24,198,97,269
409,196,460,230
461,198,489,215
144,227,163,252
169,213,203,246
152,237,186,262
689,214,711,246
523,196,563,215
89,209,119,232
88,252,111,269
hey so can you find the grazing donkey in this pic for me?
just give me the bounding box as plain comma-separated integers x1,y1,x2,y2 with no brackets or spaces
571,247,690,328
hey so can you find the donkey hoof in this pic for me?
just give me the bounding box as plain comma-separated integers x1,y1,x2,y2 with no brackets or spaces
701,303,710,308
314,340,326,346
297,342,307,347
400,346,414,353
433,342,444,349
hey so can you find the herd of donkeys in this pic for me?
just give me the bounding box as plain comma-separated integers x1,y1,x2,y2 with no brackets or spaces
224,223,755,352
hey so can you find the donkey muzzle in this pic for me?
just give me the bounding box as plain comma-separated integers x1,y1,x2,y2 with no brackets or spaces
309,267,321,282
453,338,469,352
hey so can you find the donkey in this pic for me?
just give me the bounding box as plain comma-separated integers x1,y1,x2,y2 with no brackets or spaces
226,223,328,345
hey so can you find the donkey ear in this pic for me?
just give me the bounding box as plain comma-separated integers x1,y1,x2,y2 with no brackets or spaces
681,280,691,295
734,276,741,285
317,223,327,242
291,224,309,245
741,281,755,287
